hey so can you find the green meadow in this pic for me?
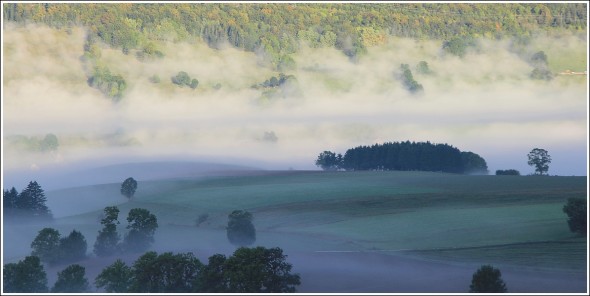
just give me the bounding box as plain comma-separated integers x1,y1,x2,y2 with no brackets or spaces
30,170,586,272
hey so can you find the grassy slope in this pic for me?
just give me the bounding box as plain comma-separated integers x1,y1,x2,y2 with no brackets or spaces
39,170,587,271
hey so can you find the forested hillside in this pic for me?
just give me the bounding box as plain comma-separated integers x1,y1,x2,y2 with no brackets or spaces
2,3,587,175
3,3,587,68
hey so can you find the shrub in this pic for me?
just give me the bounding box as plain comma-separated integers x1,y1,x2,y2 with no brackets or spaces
563,197,587,236
495,169,520,176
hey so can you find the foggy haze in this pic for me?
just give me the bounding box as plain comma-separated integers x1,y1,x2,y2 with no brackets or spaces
2,24,588,182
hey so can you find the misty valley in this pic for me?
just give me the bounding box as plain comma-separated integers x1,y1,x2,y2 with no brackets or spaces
2,2,588,294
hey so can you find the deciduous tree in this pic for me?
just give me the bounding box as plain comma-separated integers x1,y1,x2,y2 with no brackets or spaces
51,264,90,293
59,230,88,263
95,259,133,292
3,256,48,293
120,177,138,199
31,228,61,265
563,197,587,236
315,150,342,171
226,210,256,247
123,208,158,253
527,148,551,175
469,265,507,293
223,247,301,293
129,251,203,292
94,206,121,257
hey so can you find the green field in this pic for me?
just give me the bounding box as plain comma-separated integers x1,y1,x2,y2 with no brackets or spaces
16,169,583,273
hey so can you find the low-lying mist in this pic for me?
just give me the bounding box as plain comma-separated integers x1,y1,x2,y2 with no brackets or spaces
2,24,587,184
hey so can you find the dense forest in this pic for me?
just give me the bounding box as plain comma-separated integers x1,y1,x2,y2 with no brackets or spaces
316,141,488,174
3,3,587,69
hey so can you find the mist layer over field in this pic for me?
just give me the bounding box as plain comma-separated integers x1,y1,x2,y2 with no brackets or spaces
2,24,587,183
2,169,587,292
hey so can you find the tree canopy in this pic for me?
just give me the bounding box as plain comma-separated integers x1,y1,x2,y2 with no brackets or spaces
321,141,488,174
30,227,88,266
51,264,90,293
94,259,133,293
222,247,301,293
3,3,586,71
94,247,300,292
94,206,121,257
123,208,159,253
226,210,256,247
31,228,62,265
4,181,52,219
562,197,587,236
469,265,508,293
527,148,551,175
120,177,138,199
3,256,48,293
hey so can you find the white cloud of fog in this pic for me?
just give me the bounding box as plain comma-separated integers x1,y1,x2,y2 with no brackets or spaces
2,25,587,179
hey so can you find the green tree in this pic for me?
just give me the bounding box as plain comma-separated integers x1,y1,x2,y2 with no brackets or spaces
123,208,158,253
172,71,191,86
120,177,138,199
469,265,507,293
315,150,342,171
562,197,587,236
461,151,489,175
94,206,121,257
190,78,199,89
3,187,19,215
416,61,432,74
226,210,256,247
95,259,133,292
51,264,90,293
194,254,228,292
18,181,52,218
129,251,203,292
530,50,548,67
527,148,551,175
223,247,301,293
495,169,520,176
31,227,61,265
3,256,48,293
400,63,424,93
442,37,475,58
58,230,88,264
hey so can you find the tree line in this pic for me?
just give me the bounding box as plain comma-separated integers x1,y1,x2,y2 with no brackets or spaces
3,3,586,68
316,141,489,174
3,181,52,220
4,246,300,293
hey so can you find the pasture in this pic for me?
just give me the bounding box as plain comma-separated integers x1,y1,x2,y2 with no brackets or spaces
3,167,587,292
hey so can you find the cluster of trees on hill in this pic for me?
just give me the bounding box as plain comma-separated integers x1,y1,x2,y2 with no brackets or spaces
5,246,301,293
4,3,586,69
172,71,199,89
316,141,488,174
93,206,159,256
399,63,423,93
252,73,296,89
3,181,52,220
30,228,87,266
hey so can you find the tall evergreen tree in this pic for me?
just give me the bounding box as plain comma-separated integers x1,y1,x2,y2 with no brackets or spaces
3,187,19,214
18,181,52,218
